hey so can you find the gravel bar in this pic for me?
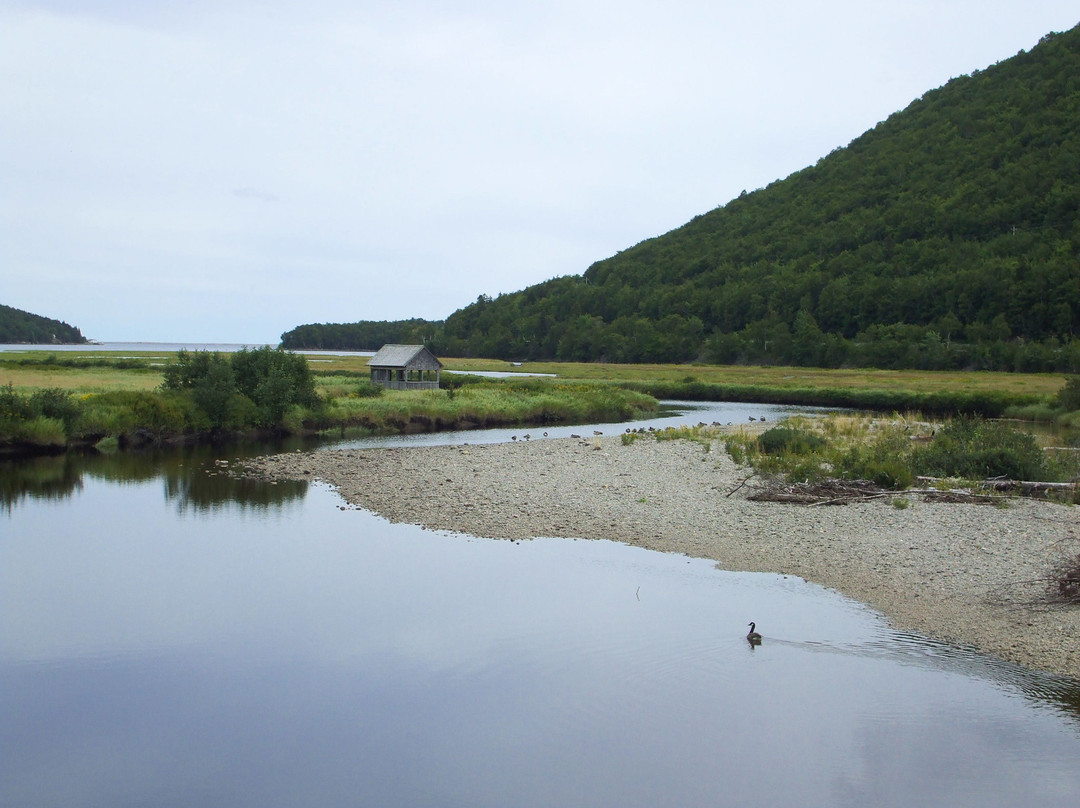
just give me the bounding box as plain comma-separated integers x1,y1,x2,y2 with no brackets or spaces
244,434,1080,680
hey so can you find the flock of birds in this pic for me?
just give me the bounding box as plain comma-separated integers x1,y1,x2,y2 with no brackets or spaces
509,416,770,443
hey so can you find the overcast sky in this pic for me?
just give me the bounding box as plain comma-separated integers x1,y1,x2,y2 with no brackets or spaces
2,1,1078,344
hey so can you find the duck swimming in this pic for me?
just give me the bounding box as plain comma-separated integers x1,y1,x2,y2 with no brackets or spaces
746,622,762,645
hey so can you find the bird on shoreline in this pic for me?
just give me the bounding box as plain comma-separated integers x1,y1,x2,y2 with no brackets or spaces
747,622,762,645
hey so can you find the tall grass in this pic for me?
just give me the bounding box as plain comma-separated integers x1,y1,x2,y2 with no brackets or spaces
321,379,656,433
722,414,1080,490
1,369,657,454
4,350,1078,457
618,380,1043,417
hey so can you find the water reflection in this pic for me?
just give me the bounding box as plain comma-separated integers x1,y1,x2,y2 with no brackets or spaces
162,457,308,514
0,453,85,508
0,401,829,510
0,445,310,514
3,466,1080,806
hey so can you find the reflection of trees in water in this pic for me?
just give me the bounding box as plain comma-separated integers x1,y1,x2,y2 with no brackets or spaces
163,464,307,512
0,454,85,510
1,443,308,512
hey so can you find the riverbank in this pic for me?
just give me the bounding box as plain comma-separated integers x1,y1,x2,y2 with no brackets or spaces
244,432,1080,680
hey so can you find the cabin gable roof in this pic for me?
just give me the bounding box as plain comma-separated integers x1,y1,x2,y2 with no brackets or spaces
367,344,442,370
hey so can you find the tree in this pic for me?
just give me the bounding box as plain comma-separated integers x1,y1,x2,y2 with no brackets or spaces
231,347,319,426
162,348,319,429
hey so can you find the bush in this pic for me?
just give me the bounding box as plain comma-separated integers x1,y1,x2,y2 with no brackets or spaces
758,426,825,455
29,388,80,428
162,347,321,429
353,380,384,398
784,455,826,483
728,414,1067,492
162,349,228,391
74,390,199,440
231,347,320,426
833,425,916,488
0,383,34,421
868,460,915,489
910,417,1049,480
0,385,78,447
19,416,66,447
1056,376,1080,412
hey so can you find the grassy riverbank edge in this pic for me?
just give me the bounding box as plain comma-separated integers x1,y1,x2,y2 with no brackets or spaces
0,375,659,458
616,379,1043,417
2,350,1078,456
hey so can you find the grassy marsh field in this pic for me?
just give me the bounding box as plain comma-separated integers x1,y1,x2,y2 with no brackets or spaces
0,349,658,453
450,358,1066,400
1,349,1066,397
1,348,1077,456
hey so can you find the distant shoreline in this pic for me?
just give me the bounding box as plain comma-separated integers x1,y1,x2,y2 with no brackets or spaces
0,342,276,353
245,433,1080,681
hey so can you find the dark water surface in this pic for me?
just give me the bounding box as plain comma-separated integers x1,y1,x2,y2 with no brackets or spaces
3,430,1080,807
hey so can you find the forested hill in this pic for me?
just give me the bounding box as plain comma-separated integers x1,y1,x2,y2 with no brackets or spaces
435,24,1080,371
280,318,441,351
0,304,87,344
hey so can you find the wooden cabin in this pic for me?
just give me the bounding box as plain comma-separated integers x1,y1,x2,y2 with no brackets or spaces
368,344,443,390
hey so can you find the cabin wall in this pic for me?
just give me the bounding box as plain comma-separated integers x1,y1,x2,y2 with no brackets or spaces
370,366,440,390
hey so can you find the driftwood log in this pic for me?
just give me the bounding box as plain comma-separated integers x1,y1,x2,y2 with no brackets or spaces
978,479,1077,495
746,476,1076,506
917,476,1078,497
748,480,930,506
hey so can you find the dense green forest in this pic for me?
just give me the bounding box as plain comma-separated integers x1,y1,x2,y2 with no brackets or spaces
286,24,1080,372
280,318,441,351
0,304,87,345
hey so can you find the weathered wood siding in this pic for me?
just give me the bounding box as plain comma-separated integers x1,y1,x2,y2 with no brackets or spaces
368,344,442,390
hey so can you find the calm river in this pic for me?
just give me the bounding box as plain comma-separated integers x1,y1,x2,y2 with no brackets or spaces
3,402,1080,807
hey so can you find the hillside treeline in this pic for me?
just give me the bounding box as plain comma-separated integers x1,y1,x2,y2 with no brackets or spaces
0,304,87,345
286,25,1080,372
280,318,441,351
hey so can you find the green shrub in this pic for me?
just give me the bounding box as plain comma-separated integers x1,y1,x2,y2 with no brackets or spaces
18,416,66,447
724,437,748,466
75,390,198,439
29,388,80,428
911,417,1049,480
0,383,34,421
731,414,1066,490
191,359,238,427
833,425,915,488
784,456,826,483
0,386,80,446
868,460,915,489
124,391,195,434
162,347,321,429
353,380,384,398
757,426,825,455
654,425,713,449
280,404,308,434
162,349,227,391
1056,376,1080,412
233,347,320,426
